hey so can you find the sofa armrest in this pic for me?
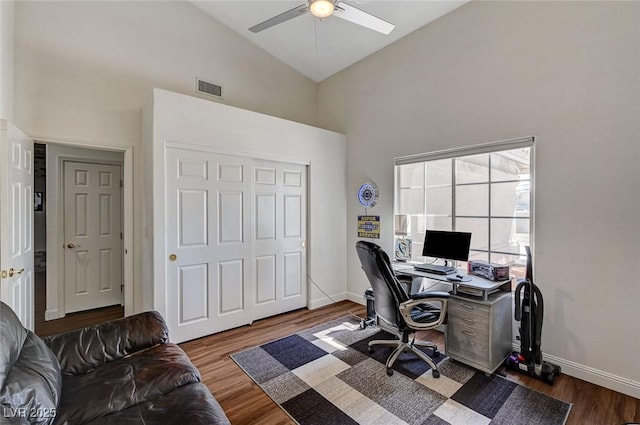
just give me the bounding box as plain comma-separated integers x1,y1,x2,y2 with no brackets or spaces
43,311,169,375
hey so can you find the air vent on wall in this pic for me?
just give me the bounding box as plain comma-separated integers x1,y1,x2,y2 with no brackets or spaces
196,78,223,100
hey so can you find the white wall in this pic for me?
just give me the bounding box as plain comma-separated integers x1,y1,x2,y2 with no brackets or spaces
318,1,640,397
0,0,14,121
144,88,346,316
13,1,318,313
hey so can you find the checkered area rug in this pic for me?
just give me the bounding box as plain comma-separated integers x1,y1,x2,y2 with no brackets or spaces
231,317,571,425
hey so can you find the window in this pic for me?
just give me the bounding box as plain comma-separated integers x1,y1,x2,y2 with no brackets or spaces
394,138,533,278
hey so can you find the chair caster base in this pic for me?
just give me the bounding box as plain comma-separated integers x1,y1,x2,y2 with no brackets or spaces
432,369,440,378
386,368,393,376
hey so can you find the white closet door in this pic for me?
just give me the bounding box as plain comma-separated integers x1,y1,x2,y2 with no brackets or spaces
165,148,252,343
165,147,307,342
252,160,307,321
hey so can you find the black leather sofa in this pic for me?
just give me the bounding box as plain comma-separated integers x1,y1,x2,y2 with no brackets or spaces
0,302,230,425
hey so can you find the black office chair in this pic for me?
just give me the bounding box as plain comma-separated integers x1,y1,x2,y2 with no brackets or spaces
356,241,450,378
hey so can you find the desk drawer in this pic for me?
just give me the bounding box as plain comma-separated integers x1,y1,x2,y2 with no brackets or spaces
449,299,490,320
446,319,490,366
445,292,512,374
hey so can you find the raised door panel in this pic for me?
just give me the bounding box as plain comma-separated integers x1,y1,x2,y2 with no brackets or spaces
283,195,302,238
218,259,244,315
256,193,276,240
255,255,276,305
283,252,302,298
179,190,208,247
179,263,209,324
218,191,243,244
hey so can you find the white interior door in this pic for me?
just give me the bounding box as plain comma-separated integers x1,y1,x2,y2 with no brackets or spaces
63,161,123,313
252,160,307,321
165,148,253,342
0,120,35,330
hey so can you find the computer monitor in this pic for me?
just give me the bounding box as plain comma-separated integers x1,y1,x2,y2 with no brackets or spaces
422,230,472,263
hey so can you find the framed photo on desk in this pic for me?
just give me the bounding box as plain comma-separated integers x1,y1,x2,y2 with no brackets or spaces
394,238,412,261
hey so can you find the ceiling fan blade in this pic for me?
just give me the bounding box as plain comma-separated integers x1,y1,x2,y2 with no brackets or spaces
333,2,395,35
249,4,309,33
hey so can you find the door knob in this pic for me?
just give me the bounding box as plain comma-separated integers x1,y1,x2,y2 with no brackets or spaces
8,268,24,277
66,243,78,249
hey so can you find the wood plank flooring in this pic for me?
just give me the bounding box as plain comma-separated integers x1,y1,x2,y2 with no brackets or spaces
34,270,123,337
180,301,640,425
34,291,639,424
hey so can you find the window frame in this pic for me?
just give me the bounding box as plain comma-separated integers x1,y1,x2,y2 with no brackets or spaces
394,137,535,274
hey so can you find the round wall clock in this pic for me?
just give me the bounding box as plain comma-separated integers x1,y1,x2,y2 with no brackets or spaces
358,182,379,207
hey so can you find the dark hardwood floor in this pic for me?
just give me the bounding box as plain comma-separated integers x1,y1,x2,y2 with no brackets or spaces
34,270,123,337
33,278,639,425
180,301,640,425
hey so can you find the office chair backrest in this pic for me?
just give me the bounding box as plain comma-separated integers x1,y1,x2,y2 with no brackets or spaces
356,241,410,329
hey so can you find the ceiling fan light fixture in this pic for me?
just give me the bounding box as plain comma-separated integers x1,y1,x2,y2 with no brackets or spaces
309,0,335,18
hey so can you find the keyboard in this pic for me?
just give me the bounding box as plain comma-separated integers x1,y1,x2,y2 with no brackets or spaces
413,263,456,275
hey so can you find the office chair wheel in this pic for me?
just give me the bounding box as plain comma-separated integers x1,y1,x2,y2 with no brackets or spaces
432,370,440,378
386,368,393,376
368,346,374,353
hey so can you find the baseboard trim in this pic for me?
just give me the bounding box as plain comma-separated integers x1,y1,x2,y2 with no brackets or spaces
510,344,640,399
44,309,59,321
308,291,348,310
347,291,366,306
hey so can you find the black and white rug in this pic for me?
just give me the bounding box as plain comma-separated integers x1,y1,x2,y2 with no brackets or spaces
231,317,572,425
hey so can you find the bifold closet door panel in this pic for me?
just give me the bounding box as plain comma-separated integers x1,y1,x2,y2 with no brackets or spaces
252,159,307,321
165,148,252,343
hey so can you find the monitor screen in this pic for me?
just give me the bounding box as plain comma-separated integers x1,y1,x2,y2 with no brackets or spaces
421,230,472,262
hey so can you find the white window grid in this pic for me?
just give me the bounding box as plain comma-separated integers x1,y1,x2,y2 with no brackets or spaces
394,137,534,275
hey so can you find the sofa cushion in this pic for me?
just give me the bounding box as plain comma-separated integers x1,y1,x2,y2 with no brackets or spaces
1,303,61,425
54,343,200,425
82,383,231,425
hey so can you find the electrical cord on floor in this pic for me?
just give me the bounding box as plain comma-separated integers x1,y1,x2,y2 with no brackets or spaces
307,273,366,323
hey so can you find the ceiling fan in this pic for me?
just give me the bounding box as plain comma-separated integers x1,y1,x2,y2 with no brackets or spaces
249,0,395,35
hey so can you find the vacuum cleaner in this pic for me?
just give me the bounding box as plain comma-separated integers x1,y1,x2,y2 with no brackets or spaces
504,246,561,384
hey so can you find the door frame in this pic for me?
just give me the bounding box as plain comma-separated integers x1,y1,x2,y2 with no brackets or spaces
38,137,133,319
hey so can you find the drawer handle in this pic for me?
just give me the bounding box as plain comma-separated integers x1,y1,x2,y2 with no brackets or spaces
460,304,475,310
462,318,476,324
462,330,476,337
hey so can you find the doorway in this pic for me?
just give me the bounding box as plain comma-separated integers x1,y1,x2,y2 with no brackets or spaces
33,142,131,334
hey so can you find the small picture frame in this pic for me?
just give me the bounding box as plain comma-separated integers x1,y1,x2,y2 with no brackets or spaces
34,192,43,211
395,238,412,262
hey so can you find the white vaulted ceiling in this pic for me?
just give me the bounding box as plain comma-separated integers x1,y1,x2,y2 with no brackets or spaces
192,1,469,82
